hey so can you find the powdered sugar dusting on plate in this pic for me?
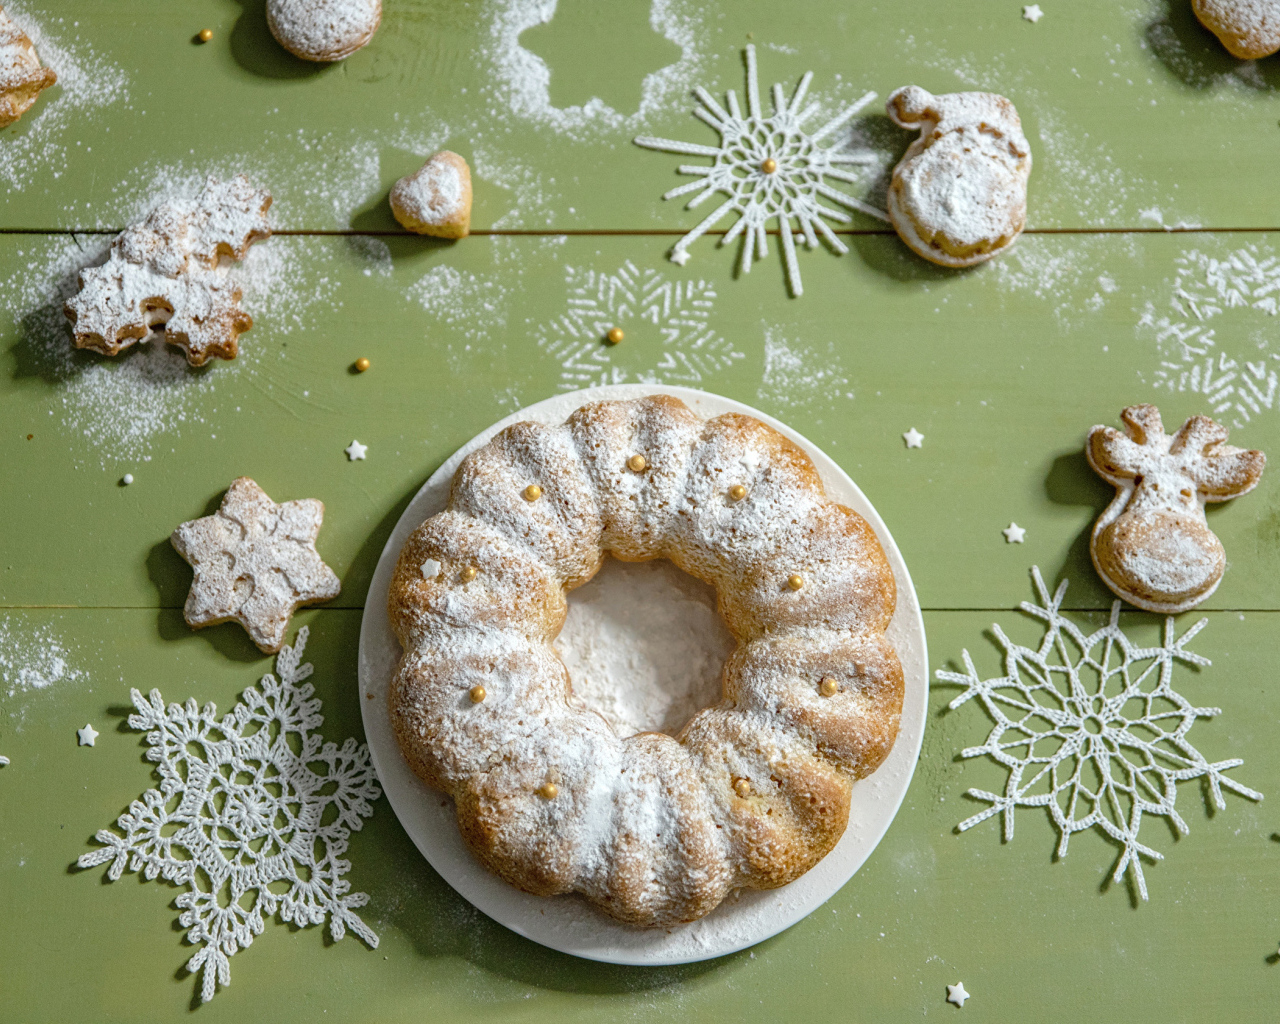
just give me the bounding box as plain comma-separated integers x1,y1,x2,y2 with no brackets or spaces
0,4,128,190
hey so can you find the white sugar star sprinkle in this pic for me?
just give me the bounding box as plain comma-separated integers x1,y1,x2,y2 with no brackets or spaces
1023,4,1044,22
635,44,885,297
170,477,341,653
77,723,99,747
420,558,441,580
345,440,368,461
903,427,924,448
1003,522,1026,543
947,983,970,1007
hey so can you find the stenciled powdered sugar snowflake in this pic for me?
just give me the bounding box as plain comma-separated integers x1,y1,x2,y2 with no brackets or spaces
634,44,885,296
936,568,1261,901
536,259,743,389
78,628,381,1003
1146,246,1280,427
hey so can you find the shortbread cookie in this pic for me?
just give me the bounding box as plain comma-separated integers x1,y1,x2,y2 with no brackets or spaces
1193,0,1280,59
64,176,272,366
267,0,381,62
171,477,341,653
885,86,1031,268
0,7,57,128
1086,404,1265,614
389,151,472,239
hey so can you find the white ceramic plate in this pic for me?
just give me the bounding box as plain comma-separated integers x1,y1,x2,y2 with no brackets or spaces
358,384,928,965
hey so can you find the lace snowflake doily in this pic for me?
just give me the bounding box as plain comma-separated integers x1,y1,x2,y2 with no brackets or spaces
536,259,742,389
635,44,885,296
935,568,1261,900
78,628,381,1002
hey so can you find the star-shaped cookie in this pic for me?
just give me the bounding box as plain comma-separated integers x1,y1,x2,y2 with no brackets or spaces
170,477,340,653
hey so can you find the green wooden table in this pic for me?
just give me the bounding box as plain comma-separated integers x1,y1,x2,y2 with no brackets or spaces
3,1,1279,1019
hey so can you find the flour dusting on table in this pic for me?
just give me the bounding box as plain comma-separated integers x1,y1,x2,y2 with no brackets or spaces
757,326,854,410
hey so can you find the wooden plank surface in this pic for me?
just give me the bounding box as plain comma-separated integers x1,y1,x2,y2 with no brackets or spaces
4,1,1280,1021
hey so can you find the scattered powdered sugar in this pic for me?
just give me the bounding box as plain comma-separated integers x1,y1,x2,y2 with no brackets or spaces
989,232,1138,328
0,4,129,191
556,557,733,737
482,0,709,143
757,325,854,410
406,264,509,339
0,615,86,697
1142,242,1280,427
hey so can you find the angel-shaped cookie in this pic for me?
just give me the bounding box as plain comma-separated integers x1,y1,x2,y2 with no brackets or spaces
885,86,1031,268
1086,404,1265,613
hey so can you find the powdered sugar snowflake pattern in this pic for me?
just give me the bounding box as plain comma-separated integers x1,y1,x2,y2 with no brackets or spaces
634,44,885,296
936,568,1261,901
77,628,381,1003
536,259,742,389
1146,246,1280,428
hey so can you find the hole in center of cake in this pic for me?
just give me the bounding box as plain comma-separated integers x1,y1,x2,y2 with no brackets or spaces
555,556,735,739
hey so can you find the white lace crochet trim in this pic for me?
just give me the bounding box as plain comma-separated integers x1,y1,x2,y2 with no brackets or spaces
78,627,381,1002
936,567,1262,900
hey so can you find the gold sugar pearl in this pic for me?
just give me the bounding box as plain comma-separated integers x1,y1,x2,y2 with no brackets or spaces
627,454,648,473
197,28,214,43
606,327,625,344
469,685,487,703
729,484,748,501
354,357,371,372
523,484,542,502
733,779,752,798
819,676,839,697
537,782,559,800
460,566,478,582
761,158,778,174
787,574,805,591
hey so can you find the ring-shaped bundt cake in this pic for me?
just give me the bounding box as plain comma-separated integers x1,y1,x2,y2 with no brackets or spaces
388,395,904,926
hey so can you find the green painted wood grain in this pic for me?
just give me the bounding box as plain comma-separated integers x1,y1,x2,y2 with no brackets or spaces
3,1,1280,231
1,607,1275,1022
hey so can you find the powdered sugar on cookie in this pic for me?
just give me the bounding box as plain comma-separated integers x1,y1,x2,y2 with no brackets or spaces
267,0,381,62
64,176,272,366
0,6,55,127
390,150,472,239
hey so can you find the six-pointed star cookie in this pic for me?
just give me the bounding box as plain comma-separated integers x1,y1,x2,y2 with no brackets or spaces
170,477,341,653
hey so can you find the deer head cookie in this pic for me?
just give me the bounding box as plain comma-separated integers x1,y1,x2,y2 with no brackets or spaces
1086,405,1265,613
885,86,1031,268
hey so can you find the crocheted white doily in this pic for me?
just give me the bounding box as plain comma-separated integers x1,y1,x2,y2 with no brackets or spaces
78,628,381,1002
936,567,1261,900
635,44,885,297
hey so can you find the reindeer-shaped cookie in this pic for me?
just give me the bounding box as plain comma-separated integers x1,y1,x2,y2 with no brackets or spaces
1086,405,1265,613
885,86,1031,268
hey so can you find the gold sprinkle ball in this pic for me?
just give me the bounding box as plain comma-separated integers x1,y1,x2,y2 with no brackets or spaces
819,676,839,697
761,158,778,174
606,327,625,344
460,565,478,582
469,685,487,703
627,454,648,473
197,28,214,43
787,574,805,591
729,484,747,501
733,779,752,798
537,782,559,800
354,357,371,372
523,484,542,502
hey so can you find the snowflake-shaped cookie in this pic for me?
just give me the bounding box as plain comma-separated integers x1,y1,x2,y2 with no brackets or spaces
170,477,340,653
78,628,381,1003
635,44,885,296
64,175,272,366
535,259,742,389
936,567,1261,900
